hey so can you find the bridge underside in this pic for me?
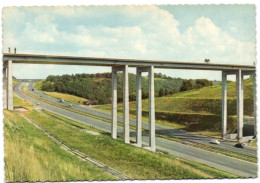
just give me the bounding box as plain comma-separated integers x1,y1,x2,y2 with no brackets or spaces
3,53,256,150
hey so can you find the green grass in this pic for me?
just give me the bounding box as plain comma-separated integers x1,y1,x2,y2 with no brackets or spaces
4,110,116,182
33,77,254,138
13,95,34,110
11,94,238,179
43,91,87,105
93,104,226,138
34,80,44,90
111,80,253,116
25,109,238,179
172,79,253,99
93,78,254,135
94,78,253,114
21,82,256,163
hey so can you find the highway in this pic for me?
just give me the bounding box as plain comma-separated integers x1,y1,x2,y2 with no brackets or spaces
26,82,257,158
14,82,258,177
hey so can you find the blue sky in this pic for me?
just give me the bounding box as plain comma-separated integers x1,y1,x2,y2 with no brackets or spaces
3,5,256,80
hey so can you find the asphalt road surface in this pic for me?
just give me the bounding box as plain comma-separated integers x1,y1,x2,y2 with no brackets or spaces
25,82,257,157
14,82,258,177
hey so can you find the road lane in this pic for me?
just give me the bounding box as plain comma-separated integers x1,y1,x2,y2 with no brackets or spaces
14,82,258,177
26,82,257,157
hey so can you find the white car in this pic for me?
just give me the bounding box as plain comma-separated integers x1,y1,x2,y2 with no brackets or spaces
209,139,220,144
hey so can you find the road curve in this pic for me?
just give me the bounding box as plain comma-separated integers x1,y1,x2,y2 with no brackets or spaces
14,82,258,177
26,82,257,157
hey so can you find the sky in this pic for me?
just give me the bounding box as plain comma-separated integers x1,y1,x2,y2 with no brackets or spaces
2,5,256,80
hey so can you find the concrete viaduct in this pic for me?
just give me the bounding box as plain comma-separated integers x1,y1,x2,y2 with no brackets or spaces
2,53,256,151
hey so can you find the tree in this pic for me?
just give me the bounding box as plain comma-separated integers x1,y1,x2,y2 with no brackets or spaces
159,88,164,97
164,88,169,96
142,91,149,99
180,80,193,92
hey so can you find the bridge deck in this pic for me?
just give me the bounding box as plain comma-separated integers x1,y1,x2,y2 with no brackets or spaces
3,53,255,71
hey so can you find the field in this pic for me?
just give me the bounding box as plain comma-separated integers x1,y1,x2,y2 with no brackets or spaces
4,93,238,180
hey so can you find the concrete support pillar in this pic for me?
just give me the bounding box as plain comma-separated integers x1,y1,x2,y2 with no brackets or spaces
241,73,244,126
111,65,130,144
135,66,156,151
111,68,117,139
7,60,13,110
222,71,227,139
253,72,257,136
123,65,130,144
149,66,155,151
236,70,243,141
136,69,142,147
3,63,7,109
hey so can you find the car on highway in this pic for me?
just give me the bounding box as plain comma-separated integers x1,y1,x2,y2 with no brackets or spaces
235,143,245,148
67,104,72,107
83,100,98,105
209,139,220,144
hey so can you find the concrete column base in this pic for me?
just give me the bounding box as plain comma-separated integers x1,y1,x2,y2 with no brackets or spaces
143,146,156,152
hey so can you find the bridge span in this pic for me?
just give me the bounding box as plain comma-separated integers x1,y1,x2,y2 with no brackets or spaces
3,53,256,151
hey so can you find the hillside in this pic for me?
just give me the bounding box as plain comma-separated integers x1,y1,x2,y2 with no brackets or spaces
35,74,254,134
131,78,254,115
95,77,254,133
39,73,215,104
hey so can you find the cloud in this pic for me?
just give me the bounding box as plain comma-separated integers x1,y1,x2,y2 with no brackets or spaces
2,6,256,79
180,17,255,64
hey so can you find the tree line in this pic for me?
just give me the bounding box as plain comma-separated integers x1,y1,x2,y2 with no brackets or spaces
41,72,214,104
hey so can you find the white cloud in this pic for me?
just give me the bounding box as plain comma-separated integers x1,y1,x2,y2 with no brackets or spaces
3,6,256,79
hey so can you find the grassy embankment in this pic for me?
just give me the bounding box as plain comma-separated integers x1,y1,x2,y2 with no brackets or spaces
5,94,238,180
94,79,254,137
4,97,116,182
